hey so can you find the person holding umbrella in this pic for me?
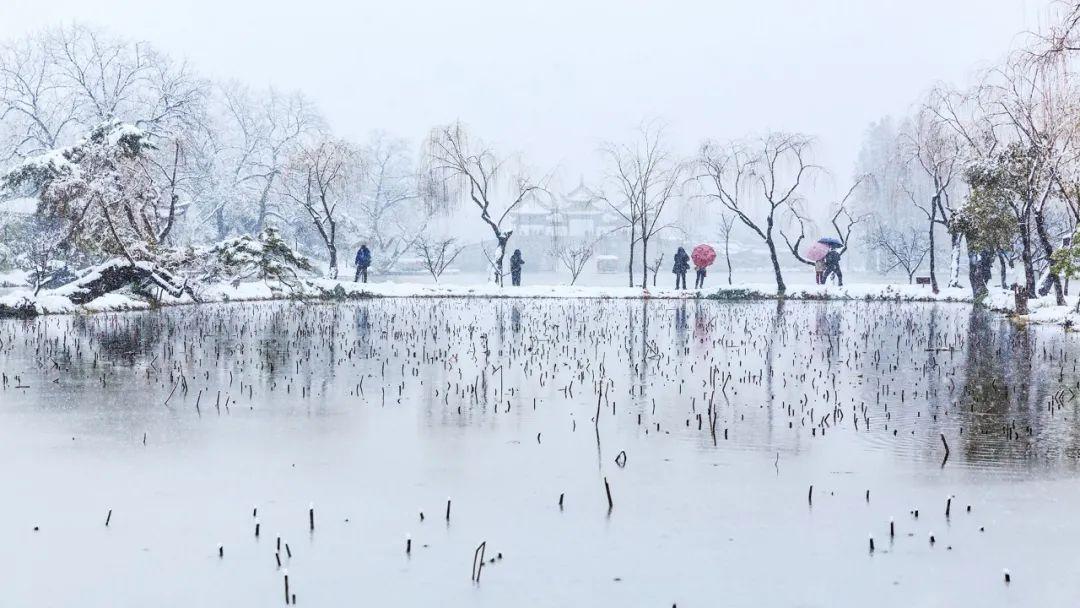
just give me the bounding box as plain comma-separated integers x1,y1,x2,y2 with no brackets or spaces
673,247,690,289
818,237,844,286
806,241,831,284
691,244,716,289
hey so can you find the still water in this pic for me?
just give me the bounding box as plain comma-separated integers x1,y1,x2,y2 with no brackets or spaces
0,299,1078,607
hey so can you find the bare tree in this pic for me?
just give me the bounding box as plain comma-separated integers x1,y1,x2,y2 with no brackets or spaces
554,240,596,285
232,85,320,236
600,122,685,288
782,175,868,264
424,122,542,286
414,234,463,283
717,213,736,284
0,33,78,161
697,132,817,296
900,103,964,294
647,252,665,287
281,138,354,279
357,132,432,273
867,223,930,283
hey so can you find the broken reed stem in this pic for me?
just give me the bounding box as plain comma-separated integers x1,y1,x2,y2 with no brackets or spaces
471,541,487,582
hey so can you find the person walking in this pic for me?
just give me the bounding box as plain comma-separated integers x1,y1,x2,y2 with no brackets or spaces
510,249,525,286
814,258,825,284
822,248,843,286
694,263,707,289
673,246,689,289
354,244,371,283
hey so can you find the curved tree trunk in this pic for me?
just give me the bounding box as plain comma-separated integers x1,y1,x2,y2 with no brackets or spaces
495,234,510,286
1034,207,1066,305
765,232,785,296
59,260,193,305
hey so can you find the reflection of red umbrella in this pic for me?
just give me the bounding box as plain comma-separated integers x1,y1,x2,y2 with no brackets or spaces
806,242,830,262
692,244,716,268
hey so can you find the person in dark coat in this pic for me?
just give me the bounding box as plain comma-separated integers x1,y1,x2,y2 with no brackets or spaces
694,264,707,289
510,249,525,286
354,244,371,283
821,248,843,286
673,247,689,289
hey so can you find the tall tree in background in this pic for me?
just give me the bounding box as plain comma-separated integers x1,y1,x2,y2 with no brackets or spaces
357,132,432,273
424,122,542,286
697,132,817,296
281,138,355,279
601,122,685,288
900,104,962,294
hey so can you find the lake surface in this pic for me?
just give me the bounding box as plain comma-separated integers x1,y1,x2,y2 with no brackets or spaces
1,299,1078,607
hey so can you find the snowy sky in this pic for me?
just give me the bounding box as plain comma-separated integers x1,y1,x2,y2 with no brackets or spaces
2,0,1042,201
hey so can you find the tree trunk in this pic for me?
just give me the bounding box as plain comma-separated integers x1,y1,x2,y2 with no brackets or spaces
968,250,993,301
998,253,1008,290
495,235,509,286
1034,207,1066,305
327,244,338,279
1018,211,1036,298
56,261,191,305
627,226,636,288
928,198,939,294
948,232,963,288
641,237,649,289
725,240,732,285
765,233,785,296
215,206,228,241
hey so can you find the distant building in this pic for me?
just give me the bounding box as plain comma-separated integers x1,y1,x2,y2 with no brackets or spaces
510,180,623,271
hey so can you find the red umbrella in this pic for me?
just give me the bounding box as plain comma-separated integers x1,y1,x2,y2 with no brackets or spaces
806,242,830,262
691,244,716,268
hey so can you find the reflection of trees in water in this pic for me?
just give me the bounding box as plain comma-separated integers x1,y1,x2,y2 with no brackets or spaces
956,308,1051,463
73,313,165,366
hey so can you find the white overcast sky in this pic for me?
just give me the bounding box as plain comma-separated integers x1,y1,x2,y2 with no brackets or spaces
2,0,1043,199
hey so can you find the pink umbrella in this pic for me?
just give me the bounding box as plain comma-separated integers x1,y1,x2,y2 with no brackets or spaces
806,242,830,262
691,244,716,268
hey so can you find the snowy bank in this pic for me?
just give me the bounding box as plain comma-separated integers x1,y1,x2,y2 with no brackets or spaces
1,276,986,319
5,267,1078,328
0,269,30,288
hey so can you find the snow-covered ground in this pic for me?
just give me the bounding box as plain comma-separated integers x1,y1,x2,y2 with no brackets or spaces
0,269,29,288
0,276,970,314
5,268,1078,328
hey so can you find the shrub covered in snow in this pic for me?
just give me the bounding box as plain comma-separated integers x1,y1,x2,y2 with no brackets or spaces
162,227,314,288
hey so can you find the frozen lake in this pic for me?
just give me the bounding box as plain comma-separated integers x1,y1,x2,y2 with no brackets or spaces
1,299,1078,606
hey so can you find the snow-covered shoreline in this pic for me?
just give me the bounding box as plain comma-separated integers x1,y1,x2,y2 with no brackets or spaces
0,277,969,312
4,272,1080,327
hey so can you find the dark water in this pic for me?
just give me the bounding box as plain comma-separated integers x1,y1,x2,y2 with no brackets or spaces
1,299,1078,607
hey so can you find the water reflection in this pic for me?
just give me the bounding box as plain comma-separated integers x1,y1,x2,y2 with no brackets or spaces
2,300,1078,473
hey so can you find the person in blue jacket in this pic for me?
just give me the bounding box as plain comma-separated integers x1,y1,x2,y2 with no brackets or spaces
354,244,372,283
673,247,689,289
510,249,525,286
